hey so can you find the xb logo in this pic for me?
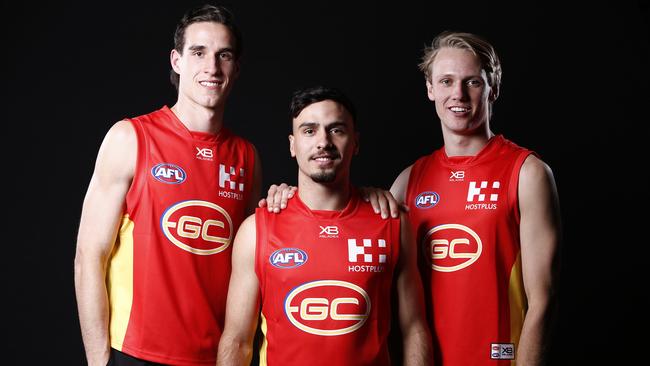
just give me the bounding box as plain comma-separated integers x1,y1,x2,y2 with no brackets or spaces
449,170,465,181
195,147,214,160
320,226,339,235
422,224,482,272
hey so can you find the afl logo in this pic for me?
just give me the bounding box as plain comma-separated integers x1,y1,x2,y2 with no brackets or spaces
270,248,308,269
160,200,233,255
151,163,186,184
415,191,440,209
284,280,371,336
422,224,482,272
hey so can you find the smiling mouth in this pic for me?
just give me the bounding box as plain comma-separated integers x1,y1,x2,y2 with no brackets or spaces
199,80,222,87
311,154,340,162
450,106,470,112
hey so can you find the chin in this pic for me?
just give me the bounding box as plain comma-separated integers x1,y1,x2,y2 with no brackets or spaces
309,171,337,183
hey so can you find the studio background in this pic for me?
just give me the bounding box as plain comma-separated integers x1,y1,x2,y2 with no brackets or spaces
5,0,648,364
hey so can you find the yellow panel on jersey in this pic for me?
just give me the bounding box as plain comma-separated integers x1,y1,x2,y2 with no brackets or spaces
508,253,527,350
107,215,135,350
259,313,268,366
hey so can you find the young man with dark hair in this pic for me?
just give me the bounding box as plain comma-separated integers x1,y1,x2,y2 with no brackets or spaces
74,5,262,365
217,86,432,366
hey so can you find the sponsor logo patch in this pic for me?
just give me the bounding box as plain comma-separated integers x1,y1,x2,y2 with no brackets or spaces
490,343,515,360
319,225,339,238
465,181,499,210
195,147,214,161
449,170,465,181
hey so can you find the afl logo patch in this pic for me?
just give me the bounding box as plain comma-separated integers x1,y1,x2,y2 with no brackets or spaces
270,248,308,268
151,163,186,184
160,200,232,255
415,191,440,209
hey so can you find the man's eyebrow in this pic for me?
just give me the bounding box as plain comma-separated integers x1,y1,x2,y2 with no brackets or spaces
298,122,319,128
188,45,206,52
187,45,235,54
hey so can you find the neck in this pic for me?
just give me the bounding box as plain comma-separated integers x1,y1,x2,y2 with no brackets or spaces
297,174,351,211
171,98,225,134
442,123,495,157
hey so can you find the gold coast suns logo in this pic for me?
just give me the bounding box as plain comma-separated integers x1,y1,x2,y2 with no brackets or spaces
284,280,371,336
422,224,482,272
160,200,233,255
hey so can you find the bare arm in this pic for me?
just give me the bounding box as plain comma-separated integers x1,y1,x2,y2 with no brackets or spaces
396,212,433,366
217,215,260,366
246,146,263,216
517,155,561,366
74,121,136,366
390,165,413,206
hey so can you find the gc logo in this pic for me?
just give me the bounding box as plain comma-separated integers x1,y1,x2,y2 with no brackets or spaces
284,280,370,336
160,200,233,255
422,224,482,272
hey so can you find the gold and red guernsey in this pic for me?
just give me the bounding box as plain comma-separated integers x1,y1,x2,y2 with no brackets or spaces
254,191,400,366
406,135,533,366
107,106,255,365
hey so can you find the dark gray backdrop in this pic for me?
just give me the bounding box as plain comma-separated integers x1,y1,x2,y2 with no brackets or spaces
5,0,648,364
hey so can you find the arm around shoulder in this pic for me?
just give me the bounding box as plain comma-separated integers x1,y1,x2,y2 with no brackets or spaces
517,155,561,365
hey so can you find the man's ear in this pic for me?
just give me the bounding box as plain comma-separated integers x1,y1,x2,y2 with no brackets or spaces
426,79,435,101
489,84,499,102
288,134,296,157
170,49,182,74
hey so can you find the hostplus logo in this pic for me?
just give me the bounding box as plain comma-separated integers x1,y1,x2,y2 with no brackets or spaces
465,180,500,210
218,164,245,201
347,238,388,273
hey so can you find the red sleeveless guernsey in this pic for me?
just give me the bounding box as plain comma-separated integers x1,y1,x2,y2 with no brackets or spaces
106,106,255,365
254,190,400,366
406,135,533,366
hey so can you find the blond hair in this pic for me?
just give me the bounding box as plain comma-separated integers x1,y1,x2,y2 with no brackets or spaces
419,31,502,97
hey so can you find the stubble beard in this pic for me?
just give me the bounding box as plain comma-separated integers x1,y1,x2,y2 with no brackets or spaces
310,170,336,183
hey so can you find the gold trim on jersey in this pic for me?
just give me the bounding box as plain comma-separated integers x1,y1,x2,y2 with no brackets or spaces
107,215,135,350
259,313,268,366
508,252,527,363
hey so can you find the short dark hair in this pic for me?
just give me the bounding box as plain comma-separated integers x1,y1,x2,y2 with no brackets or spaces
289,86,357,126
170,4,243,89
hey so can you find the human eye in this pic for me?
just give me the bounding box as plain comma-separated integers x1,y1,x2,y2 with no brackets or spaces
330,126,346,135
192,50,203,57
467,79,483,87
439,78,451,86
219,51,234,61
302,127,314,135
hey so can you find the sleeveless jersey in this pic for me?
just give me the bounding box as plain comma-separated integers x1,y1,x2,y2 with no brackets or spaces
254,190,400,366
106,106,255,365
406,135,533,366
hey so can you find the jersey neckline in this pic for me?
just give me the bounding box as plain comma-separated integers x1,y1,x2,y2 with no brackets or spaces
161,105,231,143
